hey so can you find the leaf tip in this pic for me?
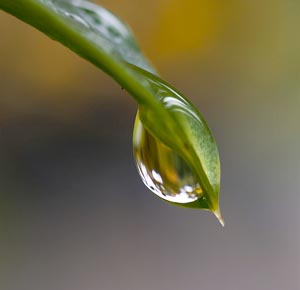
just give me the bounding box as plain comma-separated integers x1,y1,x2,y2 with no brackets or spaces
213,207,225,227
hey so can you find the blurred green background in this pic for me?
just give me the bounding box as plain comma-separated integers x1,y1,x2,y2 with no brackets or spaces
0,1,300,289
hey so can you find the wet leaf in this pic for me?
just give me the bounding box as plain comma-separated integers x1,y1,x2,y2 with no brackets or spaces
0,0,223,224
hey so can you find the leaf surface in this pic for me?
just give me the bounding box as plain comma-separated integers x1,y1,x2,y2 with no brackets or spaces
0,0,222,221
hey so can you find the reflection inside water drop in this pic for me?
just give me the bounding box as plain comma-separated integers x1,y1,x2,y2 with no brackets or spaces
133,113,203,204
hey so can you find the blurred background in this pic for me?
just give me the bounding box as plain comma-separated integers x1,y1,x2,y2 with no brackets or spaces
0,0,300,289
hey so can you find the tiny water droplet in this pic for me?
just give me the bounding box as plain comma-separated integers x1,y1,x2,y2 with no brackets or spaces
63,11,91,28
133,114,203,204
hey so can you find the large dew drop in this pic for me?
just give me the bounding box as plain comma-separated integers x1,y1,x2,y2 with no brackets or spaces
133,114,203,204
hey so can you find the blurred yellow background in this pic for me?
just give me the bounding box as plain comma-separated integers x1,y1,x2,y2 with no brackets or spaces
1,1,299,117
0,1,300,290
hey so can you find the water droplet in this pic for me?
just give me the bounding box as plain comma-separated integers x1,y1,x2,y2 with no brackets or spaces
63,11,91,28
133,114,203,204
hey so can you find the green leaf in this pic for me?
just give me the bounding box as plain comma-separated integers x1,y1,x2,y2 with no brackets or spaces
0,0,223,224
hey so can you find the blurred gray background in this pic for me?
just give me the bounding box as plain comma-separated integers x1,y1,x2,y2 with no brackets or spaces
0,1,299,289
